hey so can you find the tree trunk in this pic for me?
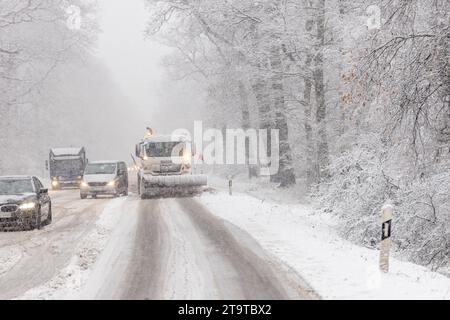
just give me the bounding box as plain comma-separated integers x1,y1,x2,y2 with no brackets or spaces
269,45,296,187
238,80,257,178
252,71,273,168
314,0,330,182
303,52,316,189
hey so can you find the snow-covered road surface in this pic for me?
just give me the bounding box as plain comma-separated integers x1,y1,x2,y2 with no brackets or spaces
0,190,318,300
81,197,317,300
2,184,448,300
0,190,111,299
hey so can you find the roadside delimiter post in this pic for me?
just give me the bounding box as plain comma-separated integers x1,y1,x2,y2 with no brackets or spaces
380,205,393,273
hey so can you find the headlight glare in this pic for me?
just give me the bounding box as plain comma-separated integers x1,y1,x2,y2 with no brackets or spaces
183,152,192,163
19,202,36,210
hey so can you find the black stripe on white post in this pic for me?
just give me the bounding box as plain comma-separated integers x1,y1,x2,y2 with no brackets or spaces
229,179,233,196
380,205,393,273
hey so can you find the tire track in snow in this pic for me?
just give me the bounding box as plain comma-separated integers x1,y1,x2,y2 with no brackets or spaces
65,193,318,300
177,198,288,299
119,199,169,300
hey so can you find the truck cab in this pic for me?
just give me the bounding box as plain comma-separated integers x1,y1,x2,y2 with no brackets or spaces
136,135,194,176
135,133,206,198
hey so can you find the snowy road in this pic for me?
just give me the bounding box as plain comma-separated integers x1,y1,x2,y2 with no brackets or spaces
0,189,317,300
0,190,110,299
82,197,317,299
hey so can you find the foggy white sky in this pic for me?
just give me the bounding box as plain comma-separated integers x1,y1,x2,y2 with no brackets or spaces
95,0,171,122
94,0,206,137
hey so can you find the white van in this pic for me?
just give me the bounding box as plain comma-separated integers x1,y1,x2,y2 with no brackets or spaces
80,161,128,199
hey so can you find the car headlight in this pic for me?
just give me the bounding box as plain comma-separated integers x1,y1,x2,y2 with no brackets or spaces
107,180,116,187
52,180,59,187
81,181,88,188
19,202,36,211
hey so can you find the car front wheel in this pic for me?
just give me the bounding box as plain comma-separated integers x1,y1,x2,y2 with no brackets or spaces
31,209,42,230
44,204,52,226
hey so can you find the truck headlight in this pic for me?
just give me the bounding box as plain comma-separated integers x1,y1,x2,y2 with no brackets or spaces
107,180,116,187
183,152,192,164
52,180,59,187
19,202,36,211
81,181,88,188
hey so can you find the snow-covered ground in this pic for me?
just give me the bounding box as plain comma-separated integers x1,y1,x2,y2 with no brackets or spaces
200,177,450,300
17,197,128,300
4,177,449,300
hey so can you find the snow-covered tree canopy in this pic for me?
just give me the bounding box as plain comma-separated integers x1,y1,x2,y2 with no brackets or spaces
144,0,449,273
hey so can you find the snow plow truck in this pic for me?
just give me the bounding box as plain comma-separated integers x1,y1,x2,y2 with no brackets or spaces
135,129,207,199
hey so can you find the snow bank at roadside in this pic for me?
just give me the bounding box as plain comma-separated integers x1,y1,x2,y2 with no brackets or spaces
0,246,24,276
198,190,450,300
17,197,127,300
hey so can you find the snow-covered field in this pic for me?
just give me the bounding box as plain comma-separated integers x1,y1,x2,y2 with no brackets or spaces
200,177,450,300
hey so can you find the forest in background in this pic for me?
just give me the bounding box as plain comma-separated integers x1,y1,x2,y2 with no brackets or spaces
145,0,450,273
0,0,136,177
0,0,448,274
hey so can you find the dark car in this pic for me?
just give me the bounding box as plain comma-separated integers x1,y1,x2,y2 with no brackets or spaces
0,176,52,230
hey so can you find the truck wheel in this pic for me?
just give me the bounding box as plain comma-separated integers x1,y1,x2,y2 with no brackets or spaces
124,188,128,196
80,194,87,199
139,180,147,199
137,175,141,195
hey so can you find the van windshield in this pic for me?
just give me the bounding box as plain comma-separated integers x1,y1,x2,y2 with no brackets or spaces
84,163,117,175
